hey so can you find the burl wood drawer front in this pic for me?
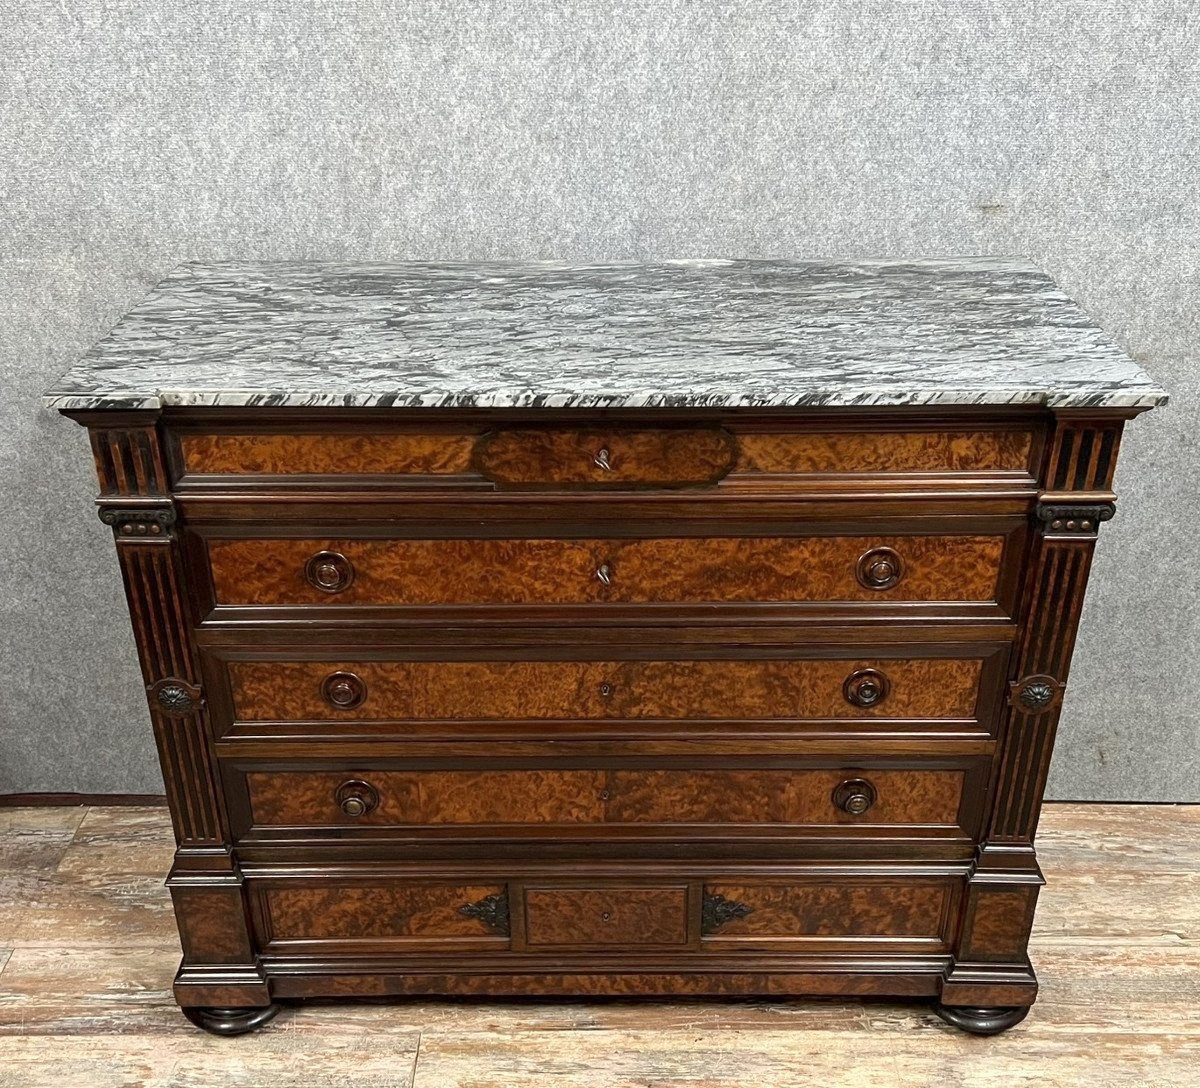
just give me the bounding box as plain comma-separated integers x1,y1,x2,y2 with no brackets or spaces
206,534,1006,607
176,424,1034,482
241,767,971,836
700,879,958,952
252,881,510,951
228,657,983,722
523,885,690,947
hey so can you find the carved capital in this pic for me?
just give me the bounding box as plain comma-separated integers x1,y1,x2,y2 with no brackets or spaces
148,678,204,717
458,890,510,935
1008,674,1065,715
1035,501,1114,537
99,505,177,539
701,891,754,935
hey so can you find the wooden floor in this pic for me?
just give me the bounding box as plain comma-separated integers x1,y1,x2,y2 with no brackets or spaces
0,804,1197,1087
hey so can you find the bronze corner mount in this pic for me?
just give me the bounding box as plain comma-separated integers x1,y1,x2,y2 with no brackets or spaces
459,890,511,935
701,891,754,935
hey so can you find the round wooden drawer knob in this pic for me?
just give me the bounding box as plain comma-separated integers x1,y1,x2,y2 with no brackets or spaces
305,550,355,594
856,547,904,591
335,779,379,818
833,778,877,816
843,668,890,708
321,671,367,710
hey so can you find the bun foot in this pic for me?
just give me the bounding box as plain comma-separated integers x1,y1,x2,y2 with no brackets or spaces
182,1004,281,1036
934,1003,1031,1035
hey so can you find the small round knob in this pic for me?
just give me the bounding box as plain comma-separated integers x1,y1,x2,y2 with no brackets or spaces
305,551,355,594
321,671,367,710
833,778,877,816
593,447,613,471
843,668,891,709
596,562,614,586
856,547,904,591
335,779,379,818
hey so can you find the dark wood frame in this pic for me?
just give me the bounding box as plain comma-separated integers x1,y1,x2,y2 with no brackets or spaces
62,403,1144,1036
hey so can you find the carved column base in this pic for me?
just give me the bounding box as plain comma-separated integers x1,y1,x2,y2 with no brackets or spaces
933,1003,1031,1035
182,1004,282,1036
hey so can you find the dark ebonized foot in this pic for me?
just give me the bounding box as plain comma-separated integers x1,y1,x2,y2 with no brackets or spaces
182,1004,282,1036
934,1003,1031,1035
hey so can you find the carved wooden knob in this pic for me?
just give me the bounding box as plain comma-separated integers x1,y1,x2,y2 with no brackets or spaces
843,668,891,708
305,550,354,594
856,547,904,591
833,778,877,816
321,671,367,709
335,780,379,818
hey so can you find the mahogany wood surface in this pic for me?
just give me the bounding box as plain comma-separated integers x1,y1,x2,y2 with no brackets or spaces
59,401,1148,1031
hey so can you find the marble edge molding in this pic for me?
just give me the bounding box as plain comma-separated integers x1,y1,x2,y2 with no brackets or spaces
42,386,1170,412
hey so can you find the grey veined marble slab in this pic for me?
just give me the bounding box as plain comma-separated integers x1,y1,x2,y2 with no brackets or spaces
44,258,1167,411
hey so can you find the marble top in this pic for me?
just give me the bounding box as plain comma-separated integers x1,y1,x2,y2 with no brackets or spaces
44,258,1166,412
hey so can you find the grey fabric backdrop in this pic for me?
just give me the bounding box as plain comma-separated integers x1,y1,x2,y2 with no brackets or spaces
1,2,1196,799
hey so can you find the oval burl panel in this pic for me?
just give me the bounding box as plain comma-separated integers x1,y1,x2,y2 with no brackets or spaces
523,886,689,947
259,883,508,943
735,429,1034,475
180,432,478,475
228,657,983,722
476,427,736,486
243,768,965,830
701,880,956,950
207,535,1006,606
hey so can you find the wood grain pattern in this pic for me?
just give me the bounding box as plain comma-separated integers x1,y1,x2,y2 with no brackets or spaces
3,803,1197,1086
523,886,689,947
180,432,478,475
959,886,1041,962
242,768,966,830
477,427,737,486
172,886,254,964
703,881,955,947
246,769,605,826
260,883,508,942
735,429,1034,475
207,534,1008,606
227,657,984,722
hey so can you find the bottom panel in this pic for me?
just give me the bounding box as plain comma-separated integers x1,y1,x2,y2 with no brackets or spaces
266,966,949,1000
247,870,966,958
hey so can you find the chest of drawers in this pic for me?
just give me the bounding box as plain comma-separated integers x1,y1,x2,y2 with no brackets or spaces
47,258,1164,1036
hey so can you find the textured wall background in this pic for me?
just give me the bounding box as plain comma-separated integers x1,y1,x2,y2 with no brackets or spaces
1,2,1196,799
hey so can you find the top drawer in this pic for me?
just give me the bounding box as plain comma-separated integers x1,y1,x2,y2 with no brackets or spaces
173,421,1038,491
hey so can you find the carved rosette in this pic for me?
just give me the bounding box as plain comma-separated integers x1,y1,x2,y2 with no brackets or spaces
147,678,204,717
98,505,177,538
701,892,754,935
458,890,510,935
1008,674,1065,715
